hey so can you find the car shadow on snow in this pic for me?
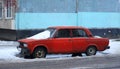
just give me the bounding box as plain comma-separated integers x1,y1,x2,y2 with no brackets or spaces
15,52,110,59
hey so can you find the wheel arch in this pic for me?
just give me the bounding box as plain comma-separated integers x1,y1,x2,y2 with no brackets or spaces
86,45,98,51
32,45,48,54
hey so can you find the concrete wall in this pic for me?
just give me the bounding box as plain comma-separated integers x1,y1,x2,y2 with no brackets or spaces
15,0,120,29
78,12,120,28
0,28,17,40
0,19,15,29
15,13,77,29
15,12,120,29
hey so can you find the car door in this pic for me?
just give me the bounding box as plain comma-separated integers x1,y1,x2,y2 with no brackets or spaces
71,29,88,53
51,29,72,53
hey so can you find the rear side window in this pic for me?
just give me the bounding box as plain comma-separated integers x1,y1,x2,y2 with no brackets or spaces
72,29,87,37
55,29,71,38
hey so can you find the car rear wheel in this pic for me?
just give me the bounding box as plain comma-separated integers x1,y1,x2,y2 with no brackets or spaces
86,46,97,56
32,47,47,58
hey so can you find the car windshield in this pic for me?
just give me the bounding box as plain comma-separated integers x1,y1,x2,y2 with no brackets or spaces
27,28,55,40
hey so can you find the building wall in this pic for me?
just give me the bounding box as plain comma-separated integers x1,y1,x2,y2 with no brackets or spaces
0,19,14,29
78,12,120,28
15,0,120,29
0,0,16,29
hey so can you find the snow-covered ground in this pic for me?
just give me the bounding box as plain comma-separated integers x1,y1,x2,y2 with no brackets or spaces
0,39,120,62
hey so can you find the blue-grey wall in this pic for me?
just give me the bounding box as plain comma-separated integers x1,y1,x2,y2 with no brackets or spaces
16,13,77,29
15,0,120,29
78,12,120,28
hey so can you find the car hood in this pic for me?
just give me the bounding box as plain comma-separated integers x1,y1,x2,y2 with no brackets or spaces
18,39,36,43
18,30,51,43
27,30,50,40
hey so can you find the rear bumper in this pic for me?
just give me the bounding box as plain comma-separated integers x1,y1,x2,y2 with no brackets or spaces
106,46,110,49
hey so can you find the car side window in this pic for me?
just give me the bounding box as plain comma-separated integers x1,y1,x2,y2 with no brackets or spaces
55,29,71,38
72,29,87,37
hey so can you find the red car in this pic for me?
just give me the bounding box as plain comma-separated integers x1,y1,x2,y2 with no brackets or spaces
18,26,110,58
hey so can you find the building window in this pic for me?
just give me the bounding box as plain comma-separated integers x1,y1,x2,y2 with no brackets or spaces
5,0,12,19
0,2,2,18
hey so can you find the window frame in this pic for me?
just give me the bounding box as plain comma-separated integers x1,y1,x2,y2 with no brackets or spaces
0,1,3,19
54,29,71,38
72,29,88,37
5,0,13,19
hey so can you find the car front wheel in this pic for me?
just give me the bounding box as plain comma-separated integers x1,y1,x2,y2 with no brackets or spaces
32,47,47,58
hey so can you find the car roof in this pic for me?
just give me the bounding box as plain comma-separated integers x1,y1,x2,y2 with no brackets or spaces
48,26,87,29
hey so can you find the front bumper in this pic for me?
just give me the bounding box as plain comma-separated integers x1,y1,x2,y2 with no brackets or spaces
17,46,30,57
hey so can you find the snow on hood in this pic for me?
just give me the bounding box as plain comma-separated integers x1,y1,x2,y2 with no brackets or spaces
27,30,50,40
94,36,102,38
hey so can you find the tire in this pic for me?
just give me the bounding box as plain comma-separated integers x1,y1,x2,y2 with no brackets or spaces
32,47,47,58
86,46,97,56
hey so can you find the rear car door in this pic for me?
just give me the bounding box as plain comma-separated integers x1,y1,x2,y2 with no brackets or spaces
71,29,88,53
51,29,72,53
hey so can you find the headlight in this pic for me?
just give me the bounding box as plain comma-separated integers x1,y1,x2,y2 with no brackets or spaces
23,43,28,47
19,42,28,47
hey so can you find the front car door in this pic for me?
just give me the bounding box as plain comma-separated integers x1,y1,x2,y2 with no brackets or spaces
51,29,72,53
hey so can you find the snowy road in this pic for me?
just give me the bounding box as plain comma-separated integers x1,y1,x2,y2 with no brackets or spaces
0,55,120,69
0,39,120,63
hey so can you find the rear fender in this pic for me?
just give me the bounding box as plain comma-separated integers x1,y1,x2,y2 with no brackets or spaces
86,44,98,51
